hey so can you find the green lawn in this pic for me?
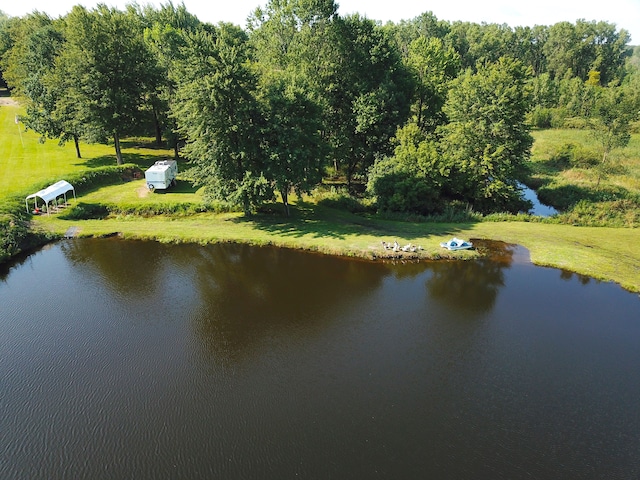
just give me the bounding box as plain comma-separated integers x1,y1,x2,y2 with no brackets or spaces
80,178,204,204
0,101,172,197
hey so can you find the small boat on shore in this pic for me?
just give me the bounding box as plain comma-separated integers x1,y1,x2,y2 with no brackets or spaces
440,238,473,251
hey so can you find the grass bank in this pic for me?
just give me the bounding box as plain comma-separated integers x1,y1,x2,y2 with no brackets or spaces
529,129,640,227
32,201,640,293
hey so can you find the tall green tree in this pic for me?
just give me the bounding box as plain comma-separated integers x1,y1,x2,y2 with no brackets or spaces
247,0,335,214
444,22,515,71
0,12,87,157
248,0,338,71
385,11,450,58
367,122,446,215
557,74,599,117
586,21,631,84
511,25,548,75
406,36,460,132
250,3,411,191
259,77,326,216
544,20,630,83
588,85,639,186
0,10,17,89
142,1,201,155
441,57,533,213
60,5,154,165
172,23,271,212
1,13,46,95
323,14,412,190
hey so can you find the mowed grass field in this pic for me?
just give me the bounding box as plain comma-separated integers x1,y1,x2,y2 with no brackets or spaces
0,99,174,196
1,96,639,292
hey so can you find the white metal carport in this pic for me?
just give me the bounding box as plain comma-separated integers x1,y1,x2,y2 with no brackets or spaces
25,180,76,215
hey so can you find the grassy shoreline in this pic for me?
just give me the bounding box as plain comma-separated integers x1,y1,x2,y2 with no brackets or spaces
31,204,640,293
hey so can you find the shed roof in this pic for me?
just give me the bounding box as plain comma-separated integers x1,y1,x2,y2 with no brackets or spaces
26,180,75,204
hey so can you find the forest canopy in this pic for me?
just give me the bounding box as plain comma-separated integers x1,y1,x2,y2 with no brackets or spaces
1,2,638,215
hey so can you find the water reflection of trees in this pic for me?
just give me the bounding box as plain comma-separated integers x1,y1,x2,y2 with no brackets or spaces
0,248,38,282
426,242,516,315
60,237,167,296
59,238,519,362
559,269,592,285
187,244,389,364
62,239,391,364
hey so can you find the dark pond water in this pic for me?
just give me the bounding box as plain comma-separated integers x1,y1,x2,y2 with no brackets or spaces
1,239,639,479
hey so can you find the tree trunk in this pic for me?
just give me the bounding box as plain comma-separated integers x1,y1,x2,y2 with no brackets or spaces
347,160,358,194
74,135,82,159
173,141,180,160
153,106,163,146
597,149,608,189
114,132,123,165
281,189,290,217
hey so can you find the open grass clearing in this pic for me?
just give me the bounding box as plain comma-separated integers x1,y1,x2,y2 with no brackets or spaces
530,128,640,194
79,178,204,204
0,102,173,197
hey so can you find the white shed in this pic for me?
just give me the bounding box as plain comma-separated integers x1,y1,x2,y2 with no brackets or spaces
25,180,76,215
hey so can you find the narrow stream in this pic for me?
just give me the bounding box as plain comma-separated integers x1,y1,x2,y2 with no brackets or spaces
520,183,558,216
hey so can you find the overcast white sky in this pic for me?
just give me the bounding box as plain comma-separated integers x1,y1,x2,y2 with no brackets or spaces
3,0,639,44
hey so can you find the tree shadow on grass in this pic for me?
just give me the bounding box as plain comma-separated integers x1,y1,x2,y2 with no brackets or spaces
75,152,174,169
231,201,476,243
149,179,199,195
118,139,168,150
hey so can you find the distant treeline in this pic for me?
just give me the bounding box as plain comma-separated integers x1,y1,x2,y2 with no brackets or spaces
0,2,638,215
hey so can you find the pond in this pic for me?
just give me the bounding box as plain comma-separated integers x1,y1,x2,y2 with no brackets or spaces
1,239,639,479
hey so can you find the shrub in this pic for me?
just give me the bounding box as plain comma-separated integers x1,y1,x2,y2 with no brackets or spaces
528,107,554,129
61,203,110,220
66,164,143,194
0,196,51,264
61,199,237,220
561,116,590,129
370,171,443,215
537,182,635,211
376,200,482,223
558,199,640,227
549,143,599,169
549,107,569,128
316,189,373,214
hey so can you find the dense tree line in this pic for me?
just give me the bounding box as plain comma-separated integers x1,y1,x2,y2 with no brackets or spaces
0,2,638,214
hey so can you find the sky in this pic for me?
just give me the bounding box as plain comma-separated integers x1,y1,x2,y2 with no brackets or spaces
2,0,640,44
